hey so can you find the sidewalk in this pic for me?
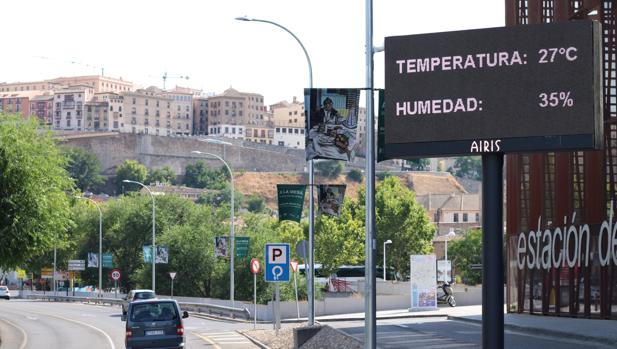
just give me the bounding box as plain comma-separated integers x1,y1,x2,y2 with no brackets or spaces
316,305,617,346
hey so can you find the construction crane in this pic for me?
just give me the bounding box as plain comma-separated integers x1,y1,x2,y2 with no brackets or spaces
162,72,189,90
33,56,105,76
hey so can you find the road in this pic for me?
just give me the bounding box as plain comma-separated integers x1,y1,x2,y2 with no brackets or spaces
327,317,613,349
0,299,263,349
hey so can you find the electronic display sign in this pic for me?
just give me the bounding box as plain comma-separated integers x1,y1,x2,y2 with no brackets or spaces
384,20,602,158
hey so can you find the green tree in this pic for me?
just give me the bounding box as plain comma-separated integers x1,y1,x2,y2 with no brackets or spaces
314,160,343,178
346,168,363,183
0,114,74,269
404,158,430,171
115,160,148,193
63,146,105,192
147,166,176,185
355,176,435,278
448,229,483,285
184,160,227,189
453,156,482,180
246,194,266,213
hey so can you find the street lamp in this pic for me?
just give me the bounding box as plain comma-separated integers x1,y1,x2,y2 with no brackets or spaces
383,240,392,281
75,196,103,297
123,180,156,291
235,14,317,325
201,138,232,159
444,228,456,283
191,150,235,308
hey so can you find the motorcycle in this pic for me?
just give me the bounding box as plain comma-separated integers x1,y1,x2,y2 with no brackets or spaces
437,281,456,307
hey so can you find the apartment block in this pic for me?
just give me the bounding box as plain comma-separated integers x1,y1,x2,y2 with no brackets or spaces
0,75,133,94
271,97,305,149
0,91,37,118
208,88,267,138
52,85,95,131
193,96,209,135
83,92,124,132
122,87,174,136
161,88,193,136
29,94,54,126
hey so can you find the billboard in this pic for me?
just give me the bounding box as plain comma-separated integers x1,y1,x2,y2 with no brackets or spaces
317,184,346,217
410,254,437,311
384,21,602,158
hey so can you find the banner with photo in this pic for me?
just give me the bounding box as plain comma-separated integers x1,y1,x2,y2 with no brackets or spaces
215,236,229,257
87,253,99,268
143,245,153,263
305,88,361,161
277,184,307,223
317,184,346,217
155,246,169,264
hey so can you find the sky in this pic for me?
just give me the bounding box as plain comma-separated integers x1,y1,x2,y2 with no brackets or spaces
1,0,504,106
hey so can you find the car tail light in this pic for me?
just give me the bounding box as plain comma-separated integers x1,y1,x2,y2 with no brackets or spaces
126,329,132,338
177,325,184,335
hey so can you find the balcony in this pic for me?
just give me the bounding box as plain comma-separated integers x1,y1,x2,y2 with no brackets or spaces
63,102,75,109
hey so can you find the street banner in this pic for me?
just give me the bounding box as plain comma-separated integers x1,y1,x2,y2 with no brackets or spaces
68,259,86,271
235,237,250,258
102,253,113,268
377,89,388,162
215,236,229,257
88,252,99,268
317,184,346,217
277,184,306,223
437,260,452,283
410,254,437,311
305,88,361,161
155,246,169,264
143,245,153,263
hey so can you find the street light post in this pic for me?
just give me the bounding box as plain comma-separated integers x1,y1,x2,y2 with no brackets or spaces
383,240,392,281
235,15,316,325
191,150,235,308
123,180,156,291
76,196,103,297
444,229,456,283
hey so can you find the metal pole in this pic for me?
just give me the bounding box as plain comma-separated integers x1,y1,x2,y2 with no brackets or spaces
444,238,448,283
275,284,281,335
383,242,386,282
294,269,300,319
365,0,376,347
235,16,315,325
99,205,102,297
481,153,504,349
53,240,57,296
171,279,174,298
254,273,257,329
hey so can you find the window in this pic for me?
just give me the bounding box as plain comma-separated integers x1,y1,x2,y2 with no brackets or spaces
113,121,119,128
145,99,149,106
132,98,136,104
232,127,236,134
156,100,159,107
282,128,287,133
453,213,459,222
294,129,299,134
225,127,229,133
131,107,136,115
463,213,468,222
475,213,480,222
276,127,280,132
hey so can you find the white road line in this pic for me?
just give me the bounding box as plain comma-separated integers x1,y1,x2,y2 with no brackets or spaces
0,318,28,349
192,332,222,349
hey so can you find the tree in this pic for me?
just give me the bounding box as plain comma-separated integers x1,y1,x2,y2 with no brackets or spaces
115,160,148,193
63,146,105,192
452,156,482,180
314,160,343,178
355,176,435,278
404,158,430,171
448,229,483,285
184,160,227,189
246,194,266,213
147,166,176,185
0,114,74,269
346,168,363,183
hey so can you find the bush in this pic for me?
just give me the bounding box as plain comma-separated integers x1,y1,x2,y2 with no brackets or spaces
247,195,265,213
346,169,363,183
314,160,343,178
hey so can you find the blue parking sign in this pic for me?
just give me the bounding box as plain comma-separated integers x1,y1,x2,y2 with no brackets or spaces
265,243,290,282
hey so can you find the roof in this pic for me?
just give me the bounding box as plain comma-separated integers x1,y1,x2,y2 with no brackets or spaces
30,94,54,101
398,172,468,195
416,192,481,211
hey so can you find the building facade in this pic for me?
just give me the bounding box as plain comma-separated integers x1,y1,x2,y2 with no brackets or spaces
29,94,54,126
0,75,133,94
271,97,306,149
52,85,95,131
193,96,209,135
505,0,617,320
207,88,266,138
162,89,193,136
122,87,175,136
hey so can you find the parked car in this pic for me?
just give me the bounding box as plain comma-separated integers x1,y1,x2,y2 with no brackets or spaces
122,289,156,315
122,299,188,349
0,286,10,300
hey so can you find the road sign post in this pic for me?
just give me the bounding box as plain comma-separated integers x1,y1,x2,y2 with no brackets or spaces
110,269,121,298
265,243,289,335
250,258,261,329
290,260,300,319
169,272,177,298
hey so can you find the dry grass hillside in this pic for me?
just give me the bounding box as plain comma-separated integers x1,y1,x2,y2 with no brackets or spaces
234,171,466,210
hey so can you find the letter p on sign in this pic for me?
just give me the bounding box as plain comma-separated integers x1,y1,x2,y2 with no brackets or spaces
268,245,287,264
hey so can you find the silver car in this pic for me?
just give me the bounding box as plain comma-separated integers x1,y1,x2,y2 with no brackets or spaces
0,285,10,300
122,289,156,315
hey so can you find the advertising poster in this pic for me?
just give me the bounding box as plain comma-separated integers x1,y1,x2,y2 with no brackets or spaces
215,236,229,257
143,245,153,263
317,184,346,217
156,246,169,264
410,254,437,311
305,88,360,161
277,184,306,223
437,260,452,283
87,252,99,268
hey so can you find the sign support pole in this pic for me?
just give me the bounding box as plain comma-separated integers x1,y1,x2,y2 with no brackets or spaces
115,280,118,298
254,273,257,329
294,269,299,319
171,279,174,298
275,284,281,336
481,153,504,349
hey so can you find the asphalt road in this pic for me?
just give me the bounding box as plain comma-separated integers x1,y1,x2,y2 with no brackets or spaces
0,299,262,349
328,317,614,349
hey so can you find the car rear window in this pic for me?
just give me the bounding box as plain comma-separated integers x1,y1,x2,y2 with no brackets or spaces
134,292,155,300
130,302,178,322
0,286,7,290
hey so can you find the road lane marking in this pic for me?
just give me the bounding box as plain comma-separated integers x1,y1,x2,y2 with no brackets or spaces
192,332,222,349
0,318,28,349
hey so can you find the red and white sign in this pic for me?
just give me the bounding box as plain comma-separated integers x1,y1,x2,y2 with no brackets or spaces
250,258,261,274
110,269,121,281
169,272,177,280
290,260,299,273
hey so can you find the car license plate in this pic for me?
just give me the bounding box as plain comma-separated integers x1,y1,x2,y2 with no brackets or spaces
145,330,164,336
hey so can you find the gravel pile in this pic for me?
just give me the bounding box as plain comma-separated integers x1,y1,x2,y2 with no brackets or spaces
241,323,362,349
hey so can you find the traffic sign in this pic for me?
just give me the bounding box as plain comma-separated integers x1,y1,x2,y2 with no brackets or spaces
236,237,250,257
68,259,86,271
250,258,261,274
290,260,299,273
265,243,290,282
16,269,27,279
296,240,308,259
169,272,177,280
110,269,121,281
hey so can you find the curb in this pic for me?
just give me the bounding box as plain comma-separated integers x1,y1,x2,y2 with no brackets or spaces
447,315,617,347
327,324,364,347
237,330,272,349
317,313,447,322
